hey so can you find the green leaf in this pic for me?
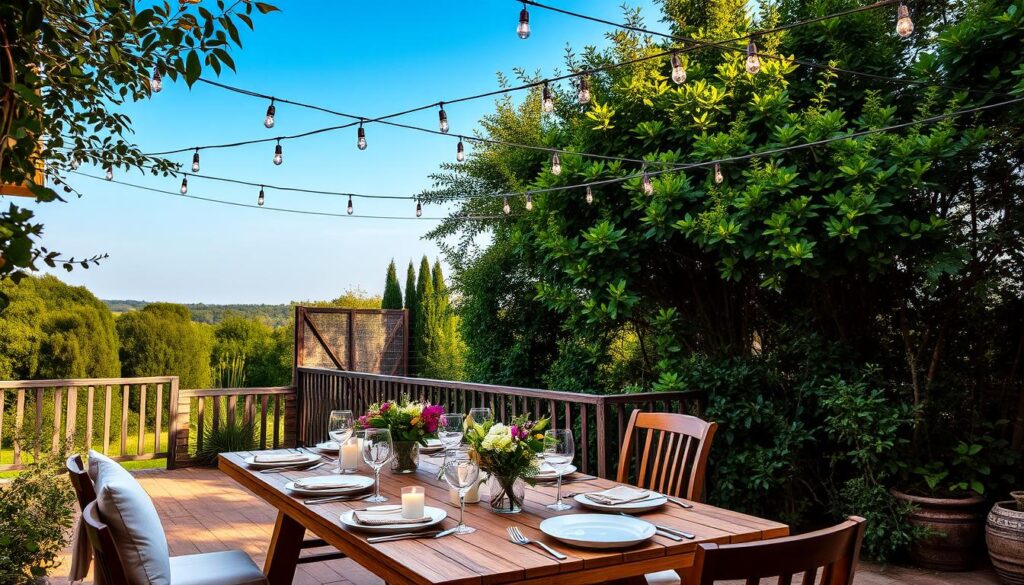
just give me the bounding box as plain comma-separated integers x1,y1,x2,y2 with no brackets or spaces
254,2,280,14
185,50,201,86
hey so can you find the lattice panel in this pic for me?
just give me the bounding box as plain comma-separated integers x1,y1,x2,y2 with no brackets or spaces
301,312,351,369
352,312,407,375
296,308,407,375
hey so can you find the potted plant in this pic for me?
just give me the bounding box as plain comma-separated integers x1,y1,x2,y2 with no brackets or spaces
986,490,1024,584
464,414,549,514
892,441,998,571
357,399,444,473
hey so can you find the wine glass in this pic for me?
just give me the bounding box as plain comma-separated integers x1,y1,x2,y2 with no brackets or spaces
361,428,394,503
442,448,480,534
438,412,465,450
543,429,575,511
468,407,492,426
328,410,354,472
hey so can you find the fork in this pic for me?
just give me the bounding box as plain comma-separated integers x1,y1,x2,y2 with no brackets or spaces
301,446,337,463
507,526,567,560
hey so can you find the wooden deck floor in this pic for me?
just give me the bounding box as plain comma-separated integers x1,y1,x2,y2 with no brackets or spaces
56,467,1001,585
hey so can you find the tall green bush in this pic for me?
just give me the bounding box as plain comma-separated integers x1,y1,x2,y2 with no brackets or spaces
382,260,403,310
117,303,212,389
404,261,419,374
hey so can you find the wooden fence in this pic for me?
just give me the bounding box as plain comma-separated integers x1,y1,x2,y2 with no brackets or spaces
295,367,706,479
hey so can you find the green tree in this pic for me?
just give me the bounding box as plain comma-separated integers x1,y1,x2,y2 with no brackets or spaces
117,303,212,389
419,260,466,380
404,260,419,373
0,275,119,379
0,1,276,304
413,256,434,374
211,315,289,387
382,260,403,309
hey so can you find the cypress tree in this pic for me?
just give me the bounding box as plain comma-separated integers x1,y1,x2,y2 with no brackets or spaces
415,256,434,374
382,260,403,309
404,261,418,374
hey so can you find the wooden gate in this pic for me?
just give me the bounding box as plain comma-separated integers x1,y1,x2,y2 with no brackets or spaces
293,307,408,377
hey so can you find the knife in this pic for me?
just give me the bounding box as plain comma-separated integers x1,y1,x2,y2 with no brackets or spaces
666,496,693,509
655,529,683,542
366,530,444,544
260,461,325,474
653,524,696,539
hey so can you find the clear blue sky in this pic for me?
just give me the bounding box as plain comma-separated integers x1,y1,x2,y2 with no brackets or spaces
25,0,658,304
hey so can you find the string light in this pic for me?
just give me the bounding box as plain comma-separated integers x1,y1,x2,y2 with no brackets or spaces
357,124,367,150
670,53,686,84
551,152,561,175
416,200,423,217
150,68,163,93
542,82,554,113
180,177,188,194
70,157,80,170
264,100,276,128
438,104,449,134
191,149,200,172
502,196,511,215
347,195,354,215
457,138,466,162
896,3,914,37
273,141,283,165
525,193,533,211
257,186,265,206
714,162,724,184
577,75,591,104
642,166,653,195
517,2,530,39
105,165,113,181
585,185,593,204
745,40,761,75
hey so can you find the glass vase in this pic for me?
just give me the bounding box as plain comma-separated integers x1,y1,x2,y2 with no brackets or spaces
390,441,420,474
487,473,526,514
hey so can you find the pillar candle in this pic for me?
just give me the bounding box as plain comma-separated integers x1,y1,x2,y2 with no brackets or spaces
402,486,425,519
340,437,361,470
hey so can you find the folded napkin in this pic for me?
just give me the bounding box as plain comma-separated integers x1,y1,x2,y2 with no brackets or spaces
293,478,361,491
353,506,430,526
253,453,308,464
585,486,651,505
317,441,340,450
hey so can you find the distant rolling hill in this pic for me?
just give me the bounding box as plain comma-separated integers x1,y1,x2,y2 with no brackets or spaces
104,299,293,327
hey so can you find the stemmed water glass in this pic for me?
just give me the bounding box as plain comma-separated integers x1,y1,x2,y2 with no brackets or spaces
468,407,492,426
543,429,575,511
361,428,394,503
437,412,465,479
442,448,480,534
328,410,354,472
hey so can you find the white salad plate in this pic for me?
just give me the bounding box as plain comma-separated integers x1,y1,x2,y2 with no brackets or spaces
243,453,321,469
534,464,577,481
573,491,667,514
315,441,341,453
339,505,447,534
284,475,374,496
539,514,656,549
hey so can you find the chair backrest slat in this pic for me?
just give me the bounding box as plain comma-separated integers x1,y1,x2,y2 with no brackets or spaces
616,410,717,501
66,454,96,509
82,501,130,585
687,516,866,585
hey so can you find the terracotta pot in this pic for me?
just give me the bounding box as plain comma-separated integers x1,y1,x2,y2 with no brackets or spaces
892,489,986,571
988,500,1024,584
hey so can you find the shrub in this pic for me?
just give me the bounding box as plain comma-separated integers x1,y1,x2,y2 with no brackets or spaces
194,423,256,466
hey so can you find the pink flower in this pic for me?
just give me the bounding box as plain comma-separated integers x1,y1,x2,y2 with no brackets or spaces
421,404,444,433
380,402,391,412
358,415,370,428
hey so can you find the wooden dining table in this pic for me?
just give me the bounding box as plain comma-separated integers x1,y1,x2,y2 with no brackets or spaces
219,449,788,585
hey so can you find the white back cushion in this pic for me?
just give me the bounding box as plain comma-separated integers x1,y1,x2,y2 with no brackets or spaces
89,450,171,585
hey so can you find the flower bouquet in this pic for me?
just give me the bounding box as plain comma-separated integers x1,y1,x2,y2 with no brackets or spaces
358,399,444,473
465,414,549,513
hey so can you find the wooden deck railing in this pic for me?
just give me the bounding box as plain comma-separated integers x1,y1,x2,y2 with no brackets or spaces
0,376,179,471
296,367,706,479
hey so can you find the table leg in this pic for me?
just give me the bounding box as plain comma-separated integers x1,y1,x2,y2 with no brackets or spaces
264,511,306,585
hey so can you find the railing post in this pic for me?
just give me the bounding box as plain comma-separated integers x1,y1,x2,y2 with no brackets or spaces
167,377,183,470
596,397,608,479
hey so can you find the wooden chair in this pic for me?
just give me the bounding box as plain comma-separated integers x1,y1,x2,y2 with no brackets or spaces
616,410,717,501
684,516,867,585
81,501,130,585
67,454,97,509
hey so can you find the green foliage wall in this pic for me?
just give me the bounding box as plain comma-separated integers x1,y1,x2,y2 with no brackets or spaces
211,315,290,387
116,302,212,389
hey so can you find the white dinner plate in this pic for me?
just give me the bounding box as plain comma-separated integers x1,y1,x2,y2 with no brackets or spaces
573,491,667,514
534,464,577,481
418,439,444,454
284,475,374,496
315,441,341,453
244,453,321,469
339,505,448,534
539,514,656,549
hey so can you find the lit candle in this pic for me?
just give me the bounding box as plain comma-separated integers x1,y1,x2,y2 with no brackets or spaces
402,486,425,519
340,437,361,471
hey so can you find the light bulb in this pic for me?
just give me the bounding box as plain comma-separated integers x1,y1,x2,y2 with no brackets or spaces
896,3,914,37
502,197,511,215
517,5,530,39
714,162,724,184
357,126,367,150
191,150,200,173
105,166,113,181
642,169,653,195
257,187,265,206
180,177,188,194
577,75,591,104
542,82,554,113
551,152,561,175
264,101,276,128
525,193,533,211
347,195,354,215
70,157,80,170
456,139,465,162
273,143,283,166
745,40,761,75
671,53,686,84
438,106,449,134
150,69,163,93
416,201,423,217
586,185,593,205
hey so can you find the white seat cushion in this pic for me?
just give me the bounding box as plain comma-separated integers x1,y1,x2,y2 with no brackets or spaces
90,450,172,585
646,569,682,585
170,550,267,585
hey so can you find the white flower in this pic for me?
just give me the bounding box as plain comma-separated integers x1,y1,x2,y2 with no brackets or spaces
481,424,514,453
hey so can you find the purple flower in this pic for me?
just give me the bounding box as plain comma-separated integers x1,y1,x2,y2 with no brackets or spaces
380,402,391,412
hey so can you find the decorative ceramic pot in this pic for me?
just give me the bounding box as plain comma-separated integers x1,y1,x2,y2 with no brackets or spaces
987,499,1024,584
892,489,986,571
487,474,526,514
390,441,419,474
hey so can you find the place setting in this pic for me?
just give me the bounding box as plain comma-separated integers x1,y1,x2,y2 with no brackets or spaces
243,450,325,473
